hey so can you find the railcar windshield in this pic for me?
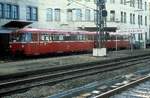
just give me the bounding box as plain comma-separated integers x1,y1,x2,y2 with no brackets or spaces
10,32,32,42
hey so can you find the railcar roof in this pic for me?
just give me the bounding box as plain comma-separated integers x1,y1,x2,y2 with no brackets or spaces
16,28,96,35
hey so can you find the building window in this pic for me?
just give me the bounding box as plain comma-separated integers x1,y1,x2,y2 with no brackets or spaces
12,5,19,19
145,2,147,10
26,7,31,20
140,15,142,25
138,34,143,40
54,8,60,21
120,0,123,4
32,7,38,21
138,15,142,25
133,14,135,24
26,6,38,21
94,10,97,23
130,0,135,7
110,10,115,22
145,32,147,40
130,13,135,24
0,3,3,18
138,15,140,25
138,0,140,8
130,13,132,24
124,12,126,23
110,0,115,3
138,0,142,9
123,0,126,5
75,9,82,21
120,0,127,4
85,9,90,21
145,16,147,26
0,3,19,19
67,9,73,21
121,11,123,23
133,0,135,7
47,8,53,21
140,0,142,9
140,0,143,9
5,4,11,19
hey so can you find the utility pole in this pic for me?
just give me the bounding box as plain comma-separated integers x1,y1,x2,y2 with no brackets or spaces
95,0,107,48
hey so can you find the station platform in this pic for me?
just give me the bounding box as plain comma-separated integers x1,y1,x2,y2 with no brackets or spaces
0,49,150,76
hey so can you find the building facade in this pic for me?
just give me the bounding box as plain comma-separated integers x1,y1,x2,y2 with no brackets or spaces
0,0,149,46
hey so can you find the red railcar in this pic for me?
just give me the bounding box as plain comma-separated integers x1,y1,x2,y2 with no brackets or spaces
9,28,130,56
9,28,95,56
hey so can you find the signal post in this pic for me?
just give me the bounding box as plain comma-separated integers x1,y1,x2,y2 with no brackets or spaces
93,0,107,56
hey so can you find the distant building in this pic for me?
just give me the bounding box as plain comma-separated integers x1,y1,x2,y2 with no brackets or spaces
0,0,39,27
0,0,149,46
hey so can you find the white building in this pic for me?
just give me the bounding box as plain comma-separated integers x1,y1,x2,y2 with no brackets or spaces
0,0,149,47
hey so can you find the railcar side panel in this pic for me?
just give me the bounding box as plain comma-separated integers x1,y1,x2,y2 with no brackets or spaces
23,41,94,55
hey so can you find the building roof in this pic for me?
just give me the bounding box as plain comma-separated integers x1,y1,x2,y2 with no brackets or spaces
2,21,32,28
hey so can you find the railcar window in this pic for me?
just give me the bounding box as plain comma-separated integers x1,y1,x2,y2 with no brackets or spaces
45,35,49,41
12,32,32,42
123,35,129,40
64,35,71,41
70,34,77,40
105,33,110,40
86,35,91,40
77,35,83,40
118,36,123,40
49,35,52,41
20,34,26,42
41,34,49,41
41,34,45,41
108,35,129,40
59,35,64,40
93,35,96,40
52,34,60,41
82,35,86,40
25,33,32,42
110,35,116,40
10,33,17,42
85,35,89,40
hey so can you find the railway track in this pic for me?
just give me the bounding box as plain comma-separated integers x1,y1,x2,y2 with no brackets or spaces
110,77,150,98
94,74,150,98
0,54,150,97
48,69,150,98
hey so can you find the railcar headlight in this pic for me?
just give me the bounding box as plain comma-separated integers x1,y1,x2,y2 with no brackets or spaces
22,45,25,48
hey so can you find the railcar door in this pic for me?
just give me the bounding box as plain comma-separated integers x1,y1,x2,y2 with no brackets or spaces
31,32,39,55
39,33,52,54
24,32,39,56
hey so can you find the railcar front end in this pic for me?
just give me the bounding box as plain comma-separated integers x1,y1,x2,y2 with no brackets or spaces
9,32,35,56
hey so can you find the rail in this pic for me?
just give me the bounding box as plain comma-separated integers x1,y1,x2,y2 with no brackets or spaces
94,74,150,98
